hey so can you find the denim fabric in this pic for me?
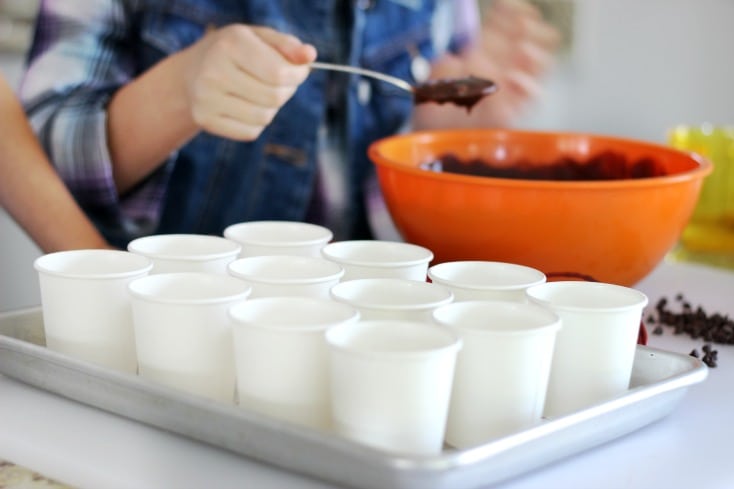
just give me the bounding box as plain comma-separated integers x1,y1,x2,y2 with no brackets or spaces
133,0,438,240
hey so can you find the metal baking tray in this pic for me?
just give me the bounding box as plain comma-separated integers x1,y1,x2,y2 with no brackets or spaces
0,307,708,489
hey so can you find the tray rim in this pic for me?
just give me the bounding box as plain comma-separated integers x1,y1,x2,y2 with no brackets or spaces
0,306,710,489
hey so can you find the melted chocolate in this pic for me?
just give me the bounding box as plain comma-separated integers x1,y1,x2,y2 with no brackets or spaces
413,76,498,111
421,151,667,181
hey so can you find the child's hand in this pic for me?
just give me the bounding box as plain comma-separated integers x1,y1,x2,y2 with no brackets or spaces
181,25,317,140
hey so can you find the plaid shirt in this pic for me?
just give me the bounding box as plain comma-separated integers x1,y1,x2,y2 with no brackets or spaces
21,1,172,239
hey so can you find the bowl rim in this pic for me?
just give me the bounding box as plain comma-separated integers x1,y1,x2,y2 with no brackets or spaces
368,128,713,189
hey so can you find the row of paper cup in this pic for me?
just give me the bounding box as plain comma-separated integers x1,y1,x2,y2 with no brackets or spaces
33,221,648,456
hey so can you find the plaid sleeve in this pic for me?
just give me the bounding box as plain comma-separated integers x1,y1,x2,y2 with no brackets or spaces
432,0,481,55
20,0,172,243
449,0,481,52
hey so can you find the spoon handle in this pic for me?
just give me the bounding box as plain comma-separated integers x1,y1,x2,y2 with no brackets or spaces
310,61,413,93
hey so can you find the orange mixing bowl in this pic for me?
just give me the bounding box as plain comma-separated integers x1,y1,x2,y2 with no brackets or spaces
368,129,712,286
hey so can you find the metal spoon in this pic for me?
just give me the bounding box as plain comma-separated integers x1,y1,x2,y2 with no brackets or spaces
310,61,497,111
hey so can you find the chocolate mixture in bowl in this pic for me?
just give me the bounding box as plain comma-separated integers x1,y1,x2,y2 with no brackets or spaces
421,150,667,181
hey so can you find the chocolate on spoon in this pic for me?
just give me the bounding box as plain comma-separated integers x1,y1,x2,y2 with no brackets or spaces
412,76,498,111
310,62,498,111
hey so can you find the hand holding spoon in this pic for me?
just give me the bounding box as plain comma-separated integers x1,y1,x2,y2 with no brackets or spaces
310,61,497,111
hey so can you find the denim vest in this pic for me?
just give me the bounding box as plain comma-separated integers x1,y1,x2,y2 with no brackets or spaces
132,0,439,240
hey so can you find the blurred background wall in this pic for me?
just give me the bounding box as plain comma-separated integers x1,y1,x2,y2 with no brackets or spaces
1,0,733,311
521,0,734,141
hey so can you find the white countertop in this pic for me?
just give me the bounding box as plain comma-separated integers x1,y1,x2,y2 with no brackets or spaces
1,259,733,489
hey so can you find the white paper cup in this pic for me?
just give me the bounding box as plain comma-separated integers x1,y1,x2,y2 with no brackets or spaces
329,278,453,322
428,261,546,302
433,301,561,447
320,240,433,281
128,272,251,403
127,234,241,274
326,320,461,455
526,281,648,418
229,297,359,429
223,221,333,258
34,250,152,373
227,255,344,299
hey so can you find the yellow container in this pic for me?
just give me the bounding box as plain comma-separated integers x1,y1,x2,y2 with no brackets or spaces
668,124,734,268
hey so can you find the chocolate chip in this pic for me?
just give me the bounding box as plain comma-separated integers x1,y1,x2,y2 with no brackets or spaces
702,351,718,368
648,293,730,368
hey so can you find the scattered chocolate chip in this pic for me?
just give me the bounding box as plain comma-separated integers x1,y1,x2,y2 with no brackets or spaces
702,351,718,368
650,293,731,368
653,325,664,335
689,349,699,358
